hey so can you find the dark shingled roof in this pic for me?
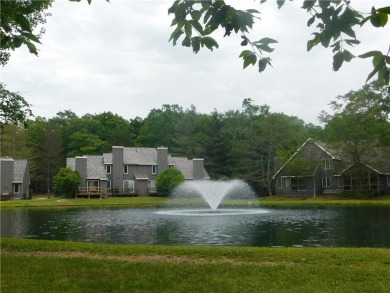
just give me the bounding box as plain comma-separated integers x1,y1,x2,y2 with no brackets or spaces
13,160,27,182
68,147,210,180
86,156,107,179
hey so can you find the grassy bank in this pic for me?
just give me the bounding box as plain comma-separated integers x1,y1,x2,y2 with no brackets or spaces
1,194,389,209
1,238,389,292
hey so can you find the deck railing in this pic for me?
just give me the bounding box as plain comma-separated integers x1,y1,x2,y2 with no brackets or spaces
75,187,107,199
147,188,157,195
114,188,137,196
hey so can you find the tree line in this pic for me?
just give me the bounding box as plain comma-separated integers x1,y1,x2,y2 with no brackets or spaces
1,81,389,195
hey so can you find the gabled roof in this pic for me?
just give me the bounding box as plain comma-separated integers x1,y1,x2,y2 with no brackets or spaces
103,147,158,165
124,148,157,165
13,160,28,182
367,147,390,174
67,147,210,180
134,172,149,180
273,139,390,179
86,156,107,179
169,157,193,179
273,138,330,178
66,157,75,169
340,147,390,175
169,156,210,180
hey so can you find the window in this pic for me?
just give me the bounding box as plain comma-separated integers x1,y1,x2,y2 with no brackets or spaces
107,180,111,190
123,180,134,189
322,177,331,187
148,180,156,189
87,180,99,187
290,178,306,191
13,183,21,194
124,165,128,174
344,175,352,191
387,175,390,186
105,164,112,174
152,165,157,174
277,178,282,188
338,177,343,187
322,159,331,170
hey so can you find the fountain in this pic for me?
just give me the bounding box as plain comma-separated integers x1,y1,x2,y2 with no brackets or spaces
156,179,268,216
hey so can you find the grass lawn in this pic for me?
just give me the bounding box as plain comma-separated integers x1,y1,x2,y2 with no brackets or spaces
1,197,389,292
1,238,390,293
1,194,389,209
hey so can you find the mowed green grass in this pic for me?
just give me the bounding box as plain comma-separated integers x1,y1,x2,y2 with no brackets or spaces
1,194,389,209
1,238,390,293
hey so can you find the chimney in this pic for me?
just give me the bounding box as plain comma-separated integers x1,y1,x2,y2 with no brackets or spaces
157,147,168,174
112,146,124,189
193,158,204,180
75,157,87,187
1,158,14,194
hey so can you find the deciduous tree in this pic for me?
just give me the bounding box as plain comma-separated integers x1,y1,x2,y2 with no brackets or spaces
0,83,33,127
52,167,81,197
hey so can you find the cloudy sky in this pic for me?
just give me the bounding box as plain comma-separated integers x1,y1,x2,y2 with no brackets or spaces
2,0,389,124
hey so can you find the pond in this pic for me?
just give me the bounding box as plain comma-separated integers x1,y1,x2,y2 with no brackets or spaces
1,206,389,247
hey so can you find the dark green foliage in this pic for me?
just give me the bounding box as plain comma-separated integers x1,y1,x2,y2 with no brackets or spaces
1,84,388,197
26,118,64,195
156,168,185,197
168,1,390,84
0,0,53,65
319,81,390,197
0,83,33,127
52,168,81,197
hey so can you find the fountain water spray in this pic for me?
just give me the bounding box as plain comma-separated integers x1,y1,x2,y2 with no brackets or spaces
170,179,256,211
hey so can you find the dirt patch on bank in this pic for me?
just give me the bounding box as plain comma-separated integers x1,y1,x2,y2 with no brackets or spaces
2,250,288,266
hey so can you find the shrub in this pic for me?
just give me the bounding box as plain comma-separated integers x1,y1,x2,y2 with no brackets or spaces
52,168,81,197
156,168,185,196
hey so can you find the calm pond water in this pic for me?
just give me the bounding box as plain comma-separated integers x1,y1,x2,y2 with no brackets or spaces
1,206,389,247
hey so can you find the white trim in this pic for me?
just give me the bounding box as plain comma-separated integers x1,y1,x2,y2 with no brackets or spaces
152,165,157,175
87,180,100,187
290,178,306,191
322,177,331,187
123,180,134,189
105,164,112,174
13,183,22,194
322,159,331,170
124,165,128,174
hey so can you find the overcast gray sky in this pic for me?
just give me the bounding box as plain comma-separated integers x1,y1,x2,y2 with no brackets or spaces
1,0,389,124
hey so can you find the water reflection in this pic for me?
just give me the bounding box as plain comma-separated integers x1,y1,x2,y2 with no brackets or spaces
1,206,389,247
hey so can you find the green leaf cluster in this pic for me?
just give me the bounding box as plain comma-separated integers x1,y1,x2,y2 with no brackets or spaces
0,0,53,65
0,83,33,128
52,168,81,197
359,51,390,84
156,168,185,197
167,1,389,84
168,1,259,57
238,37,276,73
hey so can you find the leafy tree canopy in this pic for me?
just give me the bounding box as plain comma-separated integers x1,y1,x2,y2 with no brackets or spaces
319,81,390,162
2,0,388,84
156,168,185,196
0,0,53,66
167,0,390,84
0,83,33,127
52,167,81,197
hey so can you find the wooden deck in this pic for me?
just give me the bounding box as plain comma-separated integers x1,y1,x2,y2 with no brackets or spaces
1,193,13,201
113,188,137,196
75,187,107,199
